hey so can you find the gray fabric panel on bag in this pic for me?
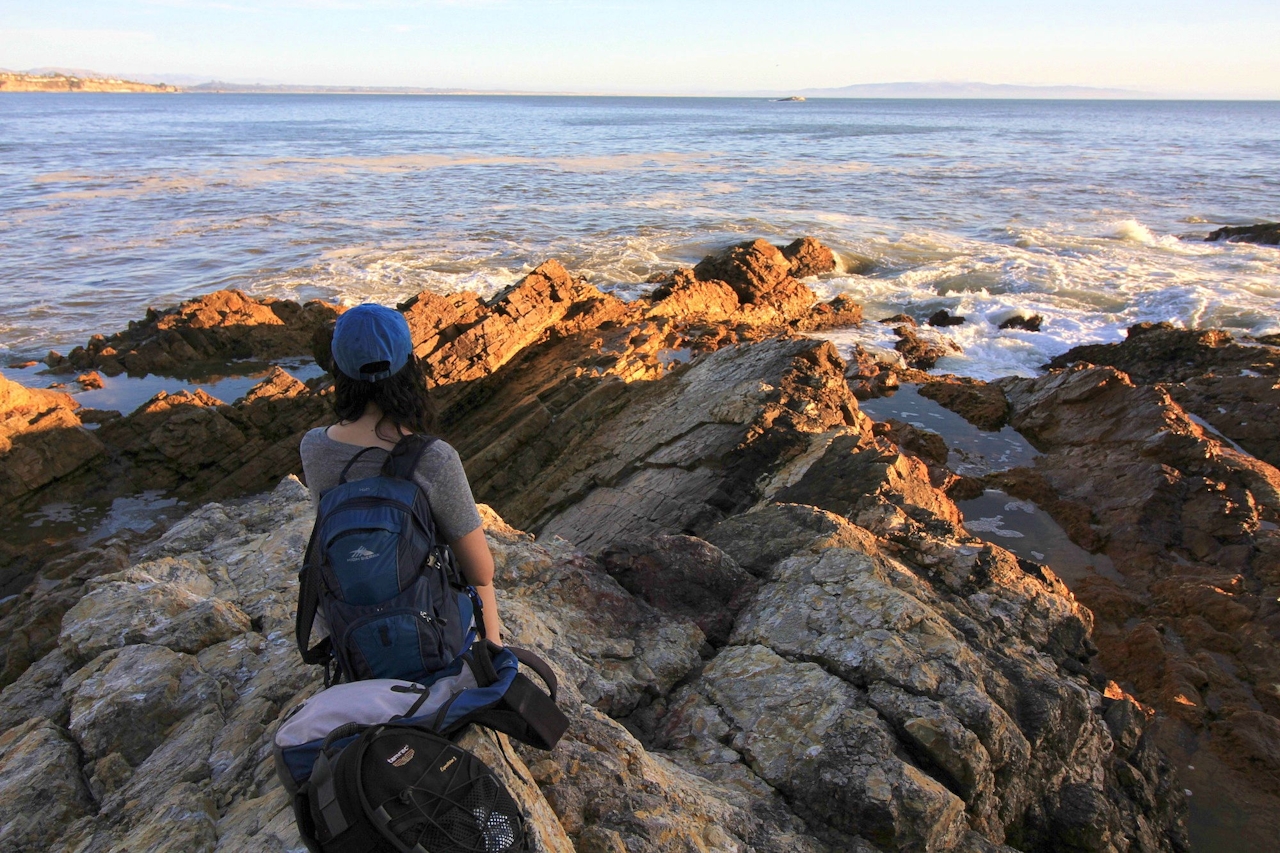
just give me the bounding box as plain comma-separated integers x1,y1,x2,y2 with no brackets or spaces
274,671,479,749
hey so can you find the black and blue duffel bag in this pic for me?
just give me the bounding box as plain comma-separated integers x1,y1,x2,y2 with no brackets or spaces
275,641,568,794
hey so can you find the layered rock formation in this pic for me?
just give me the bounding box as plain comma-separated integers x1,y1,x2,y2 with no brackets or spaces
0,237,1231,851
47,289,339,377
0,375,104,505
911,325,1280,848
1046,322,1280,469
0,470,1182,851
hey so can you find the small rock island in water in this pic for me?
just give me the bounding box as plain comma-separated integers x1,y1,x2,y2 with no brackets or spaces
1,237,1278,851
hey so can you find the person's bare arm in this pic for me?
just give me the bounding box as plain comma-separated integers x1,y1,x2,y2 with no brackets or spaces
451,526,504,645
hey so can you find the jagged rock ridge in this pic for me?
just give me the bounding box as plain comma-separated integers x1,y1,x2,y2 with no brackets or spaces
0,237,1208,851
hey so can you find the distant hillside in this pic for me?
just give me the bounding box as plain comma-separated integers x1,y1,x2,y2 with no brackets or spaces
0,72,179,93
792,81,1151,99
187,80,479,94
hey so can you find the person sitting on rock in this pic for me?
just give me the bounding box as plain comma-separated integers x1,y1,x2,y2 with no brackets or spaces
299,303,504,645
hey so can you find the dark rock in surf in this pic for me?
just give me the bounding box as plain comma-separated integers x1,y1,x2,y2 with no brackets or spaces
1205,222,1280,245
893,325,960,370
998,313,1044,332
927,309,965,327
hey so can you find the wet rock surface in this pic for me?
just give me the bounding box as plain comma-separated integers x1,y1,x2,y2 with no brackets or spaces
997,314,1043,332
991,363,1280,848
1046,323,1280,469
1204,222,1280,245
886,323,962,371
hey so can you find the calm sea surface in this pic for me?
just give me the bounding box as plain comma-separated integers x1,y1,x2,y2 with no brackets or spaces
1,95,1278,380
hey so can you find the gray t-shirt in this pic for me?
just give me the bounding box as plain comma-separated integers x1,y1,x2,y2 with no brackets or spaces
299,427,483,543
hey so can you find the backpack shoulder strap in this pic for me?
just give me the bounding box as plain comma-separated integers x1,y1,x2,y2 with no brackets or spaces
336,445,388,484
296,525,332,667
382,433,438,481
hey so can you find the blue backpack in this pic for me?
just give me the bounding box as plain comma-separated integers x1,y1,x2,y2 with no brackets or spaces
296,435,480,684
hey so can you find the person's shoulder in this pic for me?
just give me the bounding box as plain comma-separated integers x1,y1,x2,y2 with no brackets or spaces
420,435,461,461
411,435,463,472
300,426,331,448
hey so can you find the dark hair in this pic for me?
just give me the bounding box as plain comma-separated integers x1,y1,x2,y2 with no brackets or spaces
332,354,438,440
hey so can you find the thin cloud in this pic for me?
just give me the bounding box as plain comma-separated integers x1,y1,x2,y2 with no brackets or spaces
0,28,157,43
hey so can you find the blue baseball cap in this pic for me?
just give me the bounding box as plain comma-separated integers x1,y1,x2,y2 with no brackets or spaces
331,304,413,381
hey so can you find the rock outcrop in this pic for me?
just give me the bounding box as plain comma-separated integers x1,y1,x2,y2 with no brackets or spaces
0,374,103,506
0,458,1185,852
1204,222,1280,245
2,238,859,594
0,238,1210,851
1046,323,1280,469
47,289,340,377
984,364,1280,846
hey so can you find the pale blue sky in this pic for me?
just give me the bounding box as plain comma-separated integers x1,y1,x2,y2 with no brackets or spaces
3,0,1278,97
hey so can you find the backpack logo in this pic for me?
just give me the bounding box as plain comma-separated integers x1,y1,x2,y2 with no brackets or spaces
388,745,415,767
439,756,457,773
348,546,378,561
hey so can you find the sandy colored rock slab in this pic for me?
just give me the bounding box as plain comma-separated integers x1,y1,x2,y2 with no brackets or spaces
60,566,251,663
697,644,967,852
63,643,222,765
0,718,95,851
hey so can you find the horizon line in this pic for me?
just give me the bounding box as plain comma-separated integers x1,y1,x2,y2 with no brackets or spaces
7,69,1279,100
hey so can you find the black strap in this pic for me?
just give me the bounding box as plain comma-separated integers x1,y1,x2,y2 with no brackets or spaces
309,752,348,839
383,433,438,480
467,584,486,639
400,683,433,720
471,641,501,687
295,531,331,666
321,722,368,751
509,646,559,701
336,445,387,484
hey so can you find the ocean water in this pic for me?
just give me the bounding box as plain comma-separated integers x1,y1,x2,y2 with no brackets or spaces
1,94,1278,382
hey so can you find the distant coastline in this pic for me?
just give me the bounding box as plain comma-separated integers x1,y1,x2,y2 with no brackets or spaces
0,68,1189,99
4,69,1271,99
0,72,178,93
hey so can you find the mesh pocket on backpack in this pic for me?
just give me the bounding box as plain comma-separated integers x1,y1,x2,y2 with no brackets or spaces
362,730,525,853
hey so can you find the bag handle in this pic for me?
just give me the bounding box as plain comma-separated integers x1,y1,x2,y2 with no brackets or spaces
475,640,560,701
321,721,368,751
509,646,559,701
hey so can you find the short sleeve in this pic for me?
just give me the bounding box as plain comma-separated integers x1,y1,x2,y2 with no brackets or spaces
416,440,483,543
